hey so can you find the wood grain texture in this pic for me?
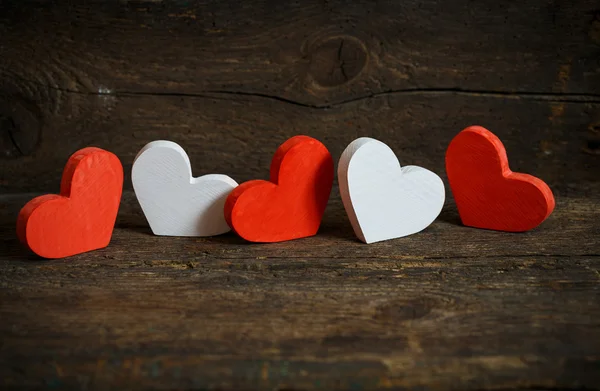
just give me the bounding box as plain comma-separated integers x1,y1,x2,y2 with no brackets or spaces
446,126,555,232
1,192,600,389
1,0,599,101
0,92,598,196
0,1,599,196
225,135,334,242
1,1,599,388
339,137,445,243
132,140,238,237
16,148,123,259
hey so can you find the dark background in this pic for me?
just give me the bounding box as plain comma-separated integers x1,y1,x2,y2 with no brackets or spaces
1,1,599,390
1,1,599,196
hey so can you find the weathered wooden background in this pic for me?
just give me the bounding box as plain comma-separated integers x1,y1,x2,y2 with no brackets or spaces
1,1,599,390
1,0,599,194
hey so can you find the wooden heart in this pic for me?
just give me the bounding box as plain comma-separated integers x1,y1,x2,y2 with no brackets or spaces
446,125,555,232
224,135,334,243
339,137,445,243
17,147,123,259
132,140,238,237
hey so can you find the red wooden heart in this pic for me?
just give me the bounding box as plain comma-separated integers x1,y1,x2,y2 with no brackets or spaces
224,135,334,242
446,126,555,232
17,147,123,258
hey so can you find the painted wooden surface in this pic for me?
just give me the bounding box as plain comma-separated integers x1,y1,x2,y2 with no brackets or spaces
225,135,333,242
1,0,599,389
446,126,555,232
132,140,237,237
1,192,600,390
16,147,123,259
339,137,444,243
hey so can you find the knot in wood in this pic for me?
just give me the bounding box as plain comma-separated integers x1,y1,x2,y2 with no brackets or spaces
584,119,600,156
585,138,600,155
308,37,367,88
0,98,41,159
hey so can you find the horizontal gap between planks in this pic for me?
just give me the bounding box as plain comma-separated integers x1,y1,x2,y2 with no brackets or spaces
4,73,600,108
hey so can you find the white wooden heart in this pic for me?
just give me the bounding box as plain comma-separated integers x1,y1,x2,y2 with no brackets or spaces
132,140,238,237
338,137,445,244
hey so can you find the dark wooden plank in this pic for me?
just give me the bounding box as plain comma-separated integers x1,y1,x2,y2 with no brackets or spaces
1,255,599,390
0,91,599,194
1,1,599,193
0,0,599,104
1,194,599,389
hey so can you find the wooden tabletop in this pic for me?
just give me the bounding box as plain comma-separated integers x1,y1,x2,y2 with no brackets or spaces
1,191,599,389
1,1,600,389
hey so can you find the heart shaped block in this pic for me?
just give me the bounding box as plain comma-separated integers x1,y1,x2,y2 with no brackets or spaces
225,135,334,243
446,125,555,232
132,140,238,237
17,147,123,259
339,137,445,244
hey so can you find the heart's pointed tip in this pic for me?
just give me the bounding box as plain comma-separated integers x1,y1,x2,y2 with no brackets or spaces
362,237,375,244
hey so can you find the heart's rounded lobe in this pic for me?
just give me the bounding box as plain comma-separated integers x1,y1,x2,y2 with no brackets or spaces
446,126,555,232
225,135,334,242
17,147,123,258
